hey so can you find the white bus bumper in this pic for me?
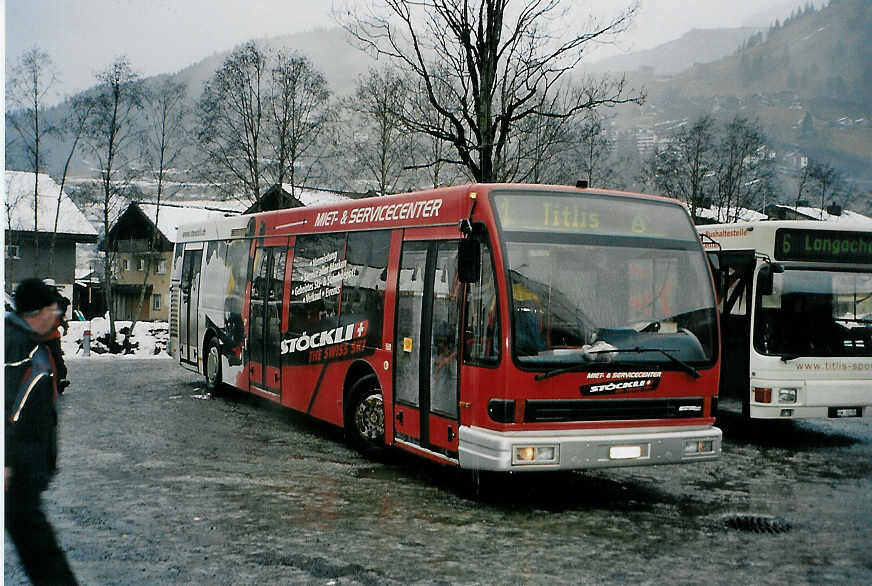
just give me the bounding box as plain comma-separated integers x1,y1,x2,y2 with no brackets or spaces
458,424,722,471
749,378,871,419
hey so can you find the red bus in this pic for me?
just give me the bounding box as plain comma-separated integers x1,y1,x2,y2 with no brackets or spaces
170,183,722,471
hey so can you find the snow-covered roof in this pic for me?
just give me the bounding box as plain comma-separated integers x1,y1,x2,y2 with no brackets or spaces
695,205,767,223
787,206,872,226
135,202,239,243
4,171,97,237
280,184,351,207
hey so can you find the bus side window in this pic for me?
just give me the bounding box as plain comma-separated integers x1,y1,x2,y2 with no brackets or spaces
342,230,390,344
463,242,500,365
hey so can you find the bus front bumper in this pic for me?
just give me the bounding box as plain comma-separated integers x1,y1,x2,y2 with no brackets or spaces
748,378,872,419
458,424,722,471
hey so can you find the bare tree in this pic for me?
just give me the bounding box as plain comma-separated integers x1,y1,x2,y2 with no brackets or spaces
794,160,812,208
342,0,643,182
404,69,468,187
714,116,773,221
49,95,96,273
6,47,59,263
574,111,615,188
266,50,332,203
347,67,415,195
198,43,333,206
83,56,145,344
807,160,843,217
503,90,575,183
126,79,190,345
644,116,716,220
198,42,268,204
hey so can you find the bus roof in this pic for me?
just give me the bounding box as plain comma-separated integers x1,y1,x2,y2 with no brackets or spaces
699,219,872,241
699,220,872,265
174,183,687,243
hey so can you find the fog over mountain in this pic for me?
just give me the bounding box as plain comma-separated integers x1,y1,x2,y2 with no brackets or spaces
1,22,759,178
7,0,820,107
584,27,764,75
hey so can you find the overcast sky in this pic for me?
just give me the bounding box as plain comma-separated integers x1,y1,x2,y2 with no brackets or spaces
6,0,815,106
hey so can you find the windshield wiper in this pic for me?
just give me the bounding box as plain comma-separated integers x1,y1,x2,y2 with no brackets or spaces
780,353,802,362
535,347,701,380
587,347,701,379
534,358,593,381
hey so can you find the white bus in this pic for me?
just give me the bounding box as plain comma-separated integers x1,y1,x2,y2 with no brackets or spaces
699,220,872,419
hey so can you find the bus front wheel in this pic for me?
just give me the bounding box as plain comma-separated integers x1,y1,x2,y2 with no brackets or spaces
205,339,222,394
346,375,386,457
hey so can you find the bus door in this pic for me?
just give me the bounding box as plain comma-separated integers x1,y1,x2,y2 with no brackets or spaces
178,245,203,366
713,250,756,411
248,238,290,395
394,238,461,457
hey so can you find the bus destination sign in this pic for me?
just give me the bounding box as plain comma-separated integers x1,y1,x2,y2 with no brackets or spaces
774,228,872,264
492,192,693,240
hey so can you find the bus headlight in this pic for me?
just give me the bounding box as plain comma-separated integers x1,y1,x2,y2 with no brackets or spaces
778,388,797,403
683,439,715,455
513,445,558,465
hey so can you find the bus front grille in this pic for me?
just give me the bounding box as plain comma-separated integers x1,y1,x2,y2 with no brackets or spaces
524,398,705,423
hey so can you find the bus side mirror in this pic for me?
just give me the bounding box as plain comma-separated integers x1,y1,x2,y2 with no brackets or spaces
757,262,784,296
458,238,481,283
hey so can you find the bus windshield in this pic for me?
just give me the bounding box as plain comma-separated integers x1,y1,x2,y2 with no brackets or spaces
493,191,718,368
755,268,872,358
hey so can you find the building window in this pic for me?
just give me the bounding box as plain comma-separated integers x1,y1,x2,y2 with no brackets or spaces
138,258,146,271
157,260,168,274
121,258,129,271
5,245,21,259
152,294,162,311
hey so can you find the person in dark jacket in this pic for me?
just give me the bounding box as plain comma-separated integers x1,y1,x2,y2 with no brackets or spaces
42,280,71,393
5,278,78,585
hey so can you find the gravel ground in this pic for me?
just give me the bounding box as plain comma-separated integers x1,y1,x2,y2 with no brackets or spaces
5,358,872,585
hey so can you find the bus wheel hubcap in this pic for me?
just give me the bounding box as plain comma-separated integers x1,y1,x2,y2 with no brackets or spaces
355,393,384,441
207,346,219,385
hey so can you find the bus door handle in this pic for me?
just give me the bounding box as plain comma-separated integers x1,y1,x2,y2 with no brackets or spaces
447,426,455,441
396,411,404,424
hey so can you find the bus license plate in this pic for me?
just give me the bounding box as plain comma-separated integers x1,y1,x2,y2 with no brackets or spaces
609,445,642,460
830,407,860,418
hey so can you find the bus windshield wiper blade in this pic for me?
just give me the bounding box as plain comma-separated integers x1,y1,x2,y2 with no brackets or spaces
534,359,592,381
587,347,701,379
780,353,802,362
535,347,701,380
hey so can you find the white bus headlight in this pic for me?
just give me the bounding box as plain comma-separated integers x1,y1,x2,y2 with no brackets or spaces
778,388,797,403
513,445,559,465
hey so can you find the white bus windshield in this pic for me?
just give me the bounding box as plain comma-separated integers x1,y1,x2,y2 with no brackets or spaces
755,268,872,358
492,192,718,367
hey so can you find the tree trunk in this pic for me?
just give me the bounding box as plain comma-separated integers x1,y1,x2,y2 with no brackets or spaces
48,134,83,274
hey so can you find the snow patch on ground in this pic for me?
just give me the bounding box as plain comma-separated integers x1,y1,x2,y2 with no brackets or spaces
62,319,171,359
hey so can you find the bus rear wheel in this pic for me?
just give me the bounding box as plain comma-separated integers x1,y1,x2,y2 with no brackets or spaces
346,375,386,457
205,340,222,394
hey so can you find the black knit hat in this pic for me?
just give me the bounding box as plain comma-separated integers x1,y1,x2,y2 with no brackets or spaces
13,278,59,314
